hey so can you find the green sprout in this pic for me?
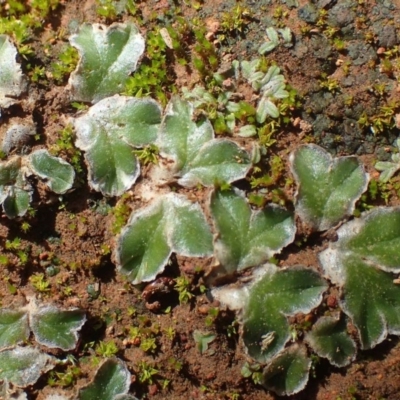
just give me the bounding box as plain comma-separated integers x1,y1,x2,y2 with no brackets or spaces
205,307,219,327
20,221,31,233
140,336,158,354
220,4,252,33
111,193,131,234
50,124,83,176
193,330,216,354
0,255,10,266
123,28,174,106
137,361,158,384
164,326,176,341
133,144,159,165
51,45,79,83
48,365,82,388
241,362,263,385
30,273,51,293
319,74,340,93
174,276,194,304
95,0,118,19
5,237,22,250
168,357,182,372
95,340,119,357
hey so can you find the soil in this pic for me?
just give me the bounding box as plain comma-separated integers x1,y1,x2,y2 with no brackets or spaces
2,0,400,399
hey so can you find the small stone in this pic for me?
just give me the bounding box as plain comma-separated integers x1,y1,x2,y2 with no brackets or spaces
205,17,220,40
197,305,210,315
304,313,314,323
106,325,114,335
148,384,159,396
39,252,49,261
326,295,337,308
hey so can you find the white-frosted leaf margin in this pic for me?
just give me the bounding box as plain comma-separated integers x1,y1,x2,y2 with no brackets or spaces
116,193,213,284
319,207,400,349
78,358,131,400
0,309,29,350
211,264,275,310
0,346,56,387
262,344,311,396
0,156,32,218
29,305,86,351
210,188,296,274
157,97,251,188
213,265,327,364
304,315,357,367
74,95,161,196
290,144,369,231
29,149,75,194
68,22,145,103
0,35,27,109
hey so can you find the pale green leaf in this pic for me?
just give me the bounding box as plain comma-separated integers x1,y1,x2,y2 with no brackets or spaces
193,330,216,354
159,96,213,170
0,157,31,217
158,97,251,187
259,66,282,89
179,140,251,187
243,300,290,363
319,207,400,349
290,144,369,231
168,195,213,256
254,67,288,122
74,95,161,196
0,156,21,187
279,27,293,45
375,161,398,182
116,198,172,284
210,188,295,274
238,124,257,137
30,305,86,351
266,27,279,44
256,96,279,122
0,347,56,387
243,265,327,362
258,41,278,54
79,358,131,400
0,309,29,349
334,207,400,273
305,315,356,367
116,193,213,284
29,150,75,194
341,255,400,349
69,22,144,103
262,345,311,396
0,35,27,109
241,59,263,89
3,186,30,218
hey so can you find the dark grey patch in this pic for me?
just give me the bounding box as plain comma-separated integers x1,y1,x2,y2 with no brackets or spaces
347,42,377,66
372,20,397,48
328,0,356,28
297,3,319,24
